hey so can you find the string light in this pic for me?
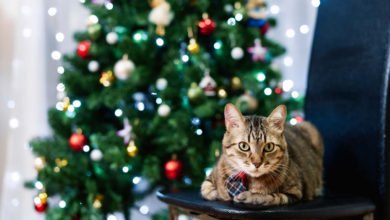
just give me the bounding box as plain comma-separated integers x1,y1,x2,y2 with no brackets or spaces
282,80,294,92
156,98,162,104
181,55,189,62
55,32,65,42
34,181,44,190
114,109,123,117
292,91,300,98
136,102,145,111
132,176,141,185
122,166,129,173
51,51,62,60
9,118,19,129
72,100,81,108
87,15,99,25
312,0,320,7
156,37,164,47
286,29,295,38
56,83,65,92
48,7,57,16
256,72,266,82
195,129,203,135
264,88,272,96
235,13,243,21
57,66,65,74
139,205,149,215
83,145,90,152
299,25,310,34
59,200,66,208
105,2,114,10
107,215,117,220
213,41,222,50
227,18,236,26
270,5,280,14
290,118,298,125
283,56,294,66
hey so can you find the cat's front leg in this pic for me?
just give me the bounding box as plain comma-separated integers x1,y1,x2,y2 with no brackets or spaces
234,192,290,205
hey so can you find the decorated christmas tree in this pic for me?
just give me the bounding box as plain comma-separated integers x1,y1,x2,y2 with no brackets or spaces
26,0,303,219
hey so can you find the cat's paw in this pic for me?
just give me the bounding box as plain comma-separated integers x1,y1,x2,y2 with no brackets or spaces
233,191,253,203
201,180,218,200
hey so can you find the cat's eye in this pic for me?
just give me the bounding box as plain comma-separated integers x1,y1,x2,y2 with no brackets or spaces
264,143,275,152
238,142,250,152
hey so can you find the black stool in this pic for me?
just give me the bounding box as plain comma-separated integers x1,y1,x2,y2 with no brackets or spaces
157,0,390,219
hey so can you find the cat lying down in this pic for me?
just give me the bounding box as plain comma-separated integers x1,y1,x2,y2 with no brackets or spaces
201,103,323,205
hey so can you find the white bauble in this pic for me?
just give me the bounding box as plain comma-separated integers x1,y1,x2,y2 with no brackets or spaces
114,56,135,80
231,47,244,60
158,104,171,117
156,78,168,90
106,32,118,45
88,60,100,72
90,149,103,161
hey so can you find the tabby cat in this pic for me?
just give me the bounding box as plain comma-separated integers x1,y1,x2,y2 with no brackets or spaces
201,103,323,205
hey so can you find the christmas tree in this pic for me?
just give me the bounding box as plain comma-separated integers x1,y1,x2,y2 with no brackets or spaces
27,0,303,219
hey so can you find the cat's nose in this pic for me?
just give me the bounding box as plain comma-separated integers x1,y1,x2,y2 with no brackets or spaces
253,162,261,168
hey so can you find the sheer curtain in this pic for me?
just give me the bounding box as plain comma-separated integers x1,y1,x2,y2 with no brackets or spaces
0,1,317,219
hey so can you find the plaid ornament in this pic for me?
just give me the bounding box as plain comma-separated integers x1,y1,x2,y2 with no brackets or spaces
226,171,248,197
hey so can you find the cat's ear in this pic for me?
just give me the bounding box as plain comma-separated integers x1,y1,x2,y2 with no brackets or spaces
267,105,286,133
224,103,245,131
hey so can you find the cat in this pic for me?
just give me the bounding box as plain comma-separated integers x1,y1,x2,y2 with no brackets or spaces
201,103,323,205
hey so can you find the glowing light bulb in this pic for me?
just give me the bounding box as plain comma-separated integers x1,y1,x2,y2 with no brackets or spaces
300,25,310,34
196,129,203,135
286,29,295,38
114,109,123,117
156,38,164,46
181,55,189,62
256,72,266,82
283,80,294,92
51,51,62,60
56,32,65,42
270,5,280,14
227,18,236,26
59,200,66,208
9,118,19,129
312,0,320,7
292,91,300,98
139,205,149,215
264,88,272,96
57,66,65,74
132,176,141,184
48,7,57,16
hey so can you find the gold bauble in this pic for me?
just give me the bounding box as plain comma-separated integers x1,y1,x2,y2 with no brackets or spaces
231,77,242,90
93,199,102,209
62,97,71,111
99,71,115,87
38,192,48,204
127,141,138,157
187,82,203,101
187,38,200,54
55,158,68,168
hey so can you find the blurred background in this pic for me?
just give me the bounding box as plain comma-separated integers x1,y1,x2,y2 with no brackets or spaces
0,0,318,219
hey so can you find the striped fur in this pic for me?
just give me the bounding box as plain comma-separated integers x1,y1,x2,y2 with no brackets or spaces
201,104,323,205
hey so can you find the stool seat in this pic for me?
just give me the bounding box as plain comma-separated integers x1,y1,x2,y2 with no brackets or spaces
157,189,375,219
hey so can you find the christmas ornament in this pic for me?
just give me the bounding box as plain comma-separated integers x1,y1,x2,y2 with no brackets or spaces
187,82,203,102
218,88,228,99
55,158,68,168
77,41,91,58
231,77,242,90
165,155,183,180
261,22,270,35
247,38,267,62
88,60,99,72
114,54,135,80
226,171,247,197
127,141,138,157
93,195,104,209
231,47,244,60
246,0,267,28
90,149,103,161
199,72,217,96
69,131,87,151
61,97,71,111
236,92,258,112
99,71,114,87
158,104,171,117
149,0,173,36
88,24,102,40
34,157,46,171
156,78,168,91
117,118,133,144
87,15,99,26
106,32,118,45
114,26,128,40
187,38,200,54
34,193,48,213
198,13,216,36
274,86,283,95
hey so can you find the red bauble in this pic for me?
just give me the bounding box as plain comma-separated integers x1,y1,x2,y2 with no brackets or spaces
69,132,87,151
34,202,48,213
198,18,216,36
274,87,283,95
164,159,183,180
260,22,270,35
77,40,91,58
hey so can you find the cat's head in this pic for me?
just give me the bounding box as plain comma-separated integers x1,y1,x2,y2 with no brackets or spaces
222,103,288,178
